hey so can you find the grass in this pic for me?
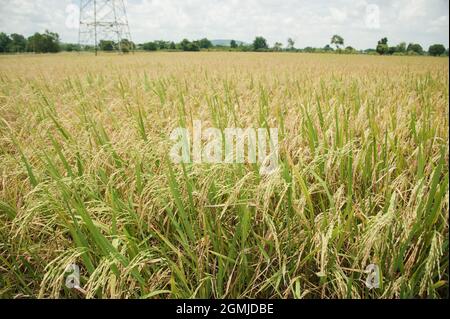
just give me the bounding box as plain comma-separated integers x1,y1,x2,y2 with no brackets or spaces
0,52,448,299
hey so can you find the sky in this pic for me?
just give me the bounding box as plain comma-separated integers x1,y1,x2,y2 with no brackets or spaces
0,0,448,50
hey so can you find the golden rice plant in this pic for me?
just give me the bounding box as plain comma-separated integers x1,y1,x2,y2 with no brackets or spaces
0,52,448,298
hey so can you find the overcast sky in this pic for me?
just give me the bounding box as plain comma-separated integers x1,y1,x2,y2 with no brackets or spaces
0,0,448,49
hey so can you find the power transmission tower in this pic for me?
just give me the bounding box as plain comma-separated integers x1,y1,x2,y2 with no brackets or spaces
78,0,133,55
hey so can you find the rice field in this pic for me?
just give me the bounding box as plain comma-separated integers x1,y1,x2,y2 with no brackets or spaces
0,52,448,299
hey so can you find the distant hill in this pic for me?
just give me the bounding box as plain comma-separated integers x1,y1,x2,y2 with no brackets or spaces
211,39,246,47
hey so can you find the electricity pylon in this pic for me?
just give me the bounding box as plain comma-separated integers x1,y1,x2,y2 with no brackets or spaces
78,0,133,55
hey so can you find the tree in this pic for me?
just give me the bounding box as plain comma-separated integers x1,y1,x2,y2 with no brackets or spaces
180,39,190,50
273,42,283,51
62,43,81,52
27,31,60,53
331,34,344,50
407,43,423,55
119,39,134,53
388,46,397,55
0,32,12,52
345,46,356,53
180,39,200,51
9,33,27,52
27,32,42,52
143,42,158,51
303,47,316,53
396,42,406,53
376,37,389,55
287,38,295,50
43,30,60,53
253,36,268,51
198,38,212,49
323,44,334,52
428,44,446,56
155,40,169,49
99,40,115,51
230,40,238,49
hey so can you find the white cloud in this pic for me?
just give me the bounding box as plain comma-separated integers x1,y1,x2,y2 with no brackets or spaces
329,7,348,24
396,0,427,21
427,15,449,33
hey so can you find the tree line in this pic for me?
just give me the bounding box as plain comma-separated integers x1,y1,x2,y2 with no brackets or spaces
375,37,447,56
0,31,60,53
1,31,448,57
140,35,448,56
